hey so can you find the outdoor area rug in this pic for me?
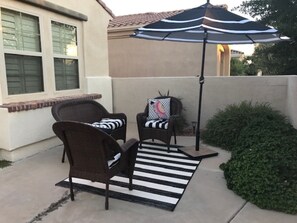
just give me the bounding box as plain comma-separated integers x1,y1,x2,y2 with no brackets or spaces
55,142,201,211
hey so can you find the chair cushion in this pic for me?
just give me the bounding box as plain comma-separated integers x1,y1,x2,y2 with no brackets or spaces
147,98,170,120
92,118,125,130
108,153,121,168
145,119,168,129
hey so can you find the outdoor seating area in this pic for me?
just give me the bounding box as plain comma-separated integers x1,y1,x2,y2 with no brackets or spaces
0,122,296,223
0,0,296,222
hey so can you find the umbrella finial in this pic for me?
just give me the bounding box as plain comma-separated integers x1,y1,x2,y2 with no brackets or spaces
207,0,210,3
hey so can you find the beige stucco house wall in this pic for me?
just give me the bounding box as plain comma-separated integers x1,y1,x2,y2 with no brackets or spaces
0,0,113,161
108,12,231,78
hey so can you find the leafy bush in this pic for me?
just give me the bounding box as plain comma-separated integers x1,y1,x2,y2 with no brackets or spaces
201,101,286,151
222,130,297,214
204,101,297,214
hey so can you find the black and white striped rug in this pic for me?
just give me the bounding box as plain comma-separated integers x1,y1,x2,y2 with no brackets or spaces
56,142,201,211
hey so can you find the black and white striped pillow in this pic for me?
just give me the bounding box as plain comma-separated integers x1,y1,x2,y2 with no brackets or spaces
92,118,125,130
145,119,168,129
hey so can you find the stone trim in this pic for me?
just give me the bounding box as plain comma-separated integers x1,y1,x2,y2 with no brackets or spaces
0,93,101,113
17,0,88,21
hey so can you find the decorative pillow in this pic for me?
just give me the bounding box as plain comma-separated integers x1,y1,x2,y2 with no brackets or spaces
92,118,125,130
108,153,121,168
145,119,168,129
147,98,170,120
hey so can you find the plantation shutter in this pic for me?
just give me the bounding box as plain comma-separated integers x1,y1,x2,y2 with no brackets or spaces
1,8,41,52
54,58,79,90
1,8,43,95
52,21,77,56
5,54,44,95
52,21,79,90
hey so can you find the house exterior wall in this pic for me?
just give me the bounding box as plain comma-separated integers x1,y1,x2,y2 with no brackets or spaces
0,0,113,161
108,28,231,77
112,76,297,129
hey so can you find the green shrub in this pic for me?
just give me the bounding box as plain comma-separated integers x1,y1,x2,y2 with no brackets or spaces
204,101,297,214
232,117,295,156
201,101,286,151
222,130,297,214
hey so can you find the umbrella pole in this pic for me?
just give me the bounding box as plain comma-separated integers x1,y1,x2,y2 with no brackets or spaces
179,30,218,159
195,36,207,151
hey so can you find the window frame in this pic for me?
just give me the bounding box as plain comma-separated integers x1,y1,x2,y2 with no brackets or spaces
51,20,81,92
0,6,84,103
0,7,46,100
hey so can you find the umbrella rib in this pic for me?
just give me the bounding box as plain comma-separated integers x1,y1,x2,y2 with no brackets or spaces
162,32,172,40
245,34,256,43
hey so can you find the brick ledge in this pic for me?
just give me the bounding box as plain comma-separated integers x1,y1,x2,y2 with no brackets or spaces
0,93,102,113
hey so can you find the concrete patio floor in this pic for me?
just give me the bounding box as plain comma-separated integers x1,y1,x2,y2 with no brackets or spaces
0,123,296,223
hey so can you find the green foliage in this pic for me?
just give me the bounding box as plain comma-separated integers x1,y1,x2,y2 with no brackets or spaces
230,58,245,76
201,101,285,150
230,58,257,76
250,43,297,75
238,0,297,75
223,129,297,214
203,101,297,214
0,160,11,168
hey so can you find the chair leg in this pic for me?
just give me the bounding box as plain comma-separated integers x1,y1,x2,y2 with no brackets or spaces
139,141,142,149
69,177,74,201
129,176,133,191
61,148,66,163
105,181,109,210
173,128,177,144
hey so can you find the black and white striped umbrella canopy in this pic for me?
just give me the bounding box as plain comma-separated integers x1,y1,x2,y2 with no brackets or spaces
132,1,289,156
133,2,289,44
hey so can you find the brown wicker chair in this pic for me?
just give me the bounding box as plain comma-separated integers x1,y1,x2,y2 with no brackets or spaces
52,99,127,162
136,96,183,152
52,121,138,210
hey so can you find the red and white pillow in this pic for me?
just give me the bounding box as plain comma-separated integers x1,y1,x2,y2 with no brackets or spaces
147,98,171,120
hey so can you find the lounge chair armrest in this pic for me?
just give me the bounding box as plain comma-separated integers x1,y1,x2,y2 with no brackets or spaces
120,138,139,153
120,138,139,176
136,112,147,124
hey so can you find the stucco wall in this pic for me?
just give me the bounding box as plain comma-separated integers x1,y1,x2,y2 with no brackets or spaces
0,0,112,104
112,76,296,129
0,0,113,161
108,36,230,77
0,107,59,161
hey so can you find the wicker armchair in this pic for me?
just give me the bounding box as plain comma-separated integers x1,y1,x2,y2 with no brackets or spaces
136,96,183,152
52,121,138,210
52,99,127,162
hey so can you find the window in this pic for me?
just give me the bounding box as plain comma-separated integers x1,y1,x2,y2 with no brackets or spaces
54,58,79,90
5,54,43,95
1,8,44,95
52,21,79,90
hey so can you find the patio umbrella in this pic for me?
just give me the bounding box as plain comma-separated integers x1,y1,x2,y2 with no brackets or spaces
132,0,289,158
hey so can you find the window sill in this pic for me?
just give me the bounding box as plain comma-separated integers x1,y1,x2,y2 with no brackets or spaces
0,93,101,112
